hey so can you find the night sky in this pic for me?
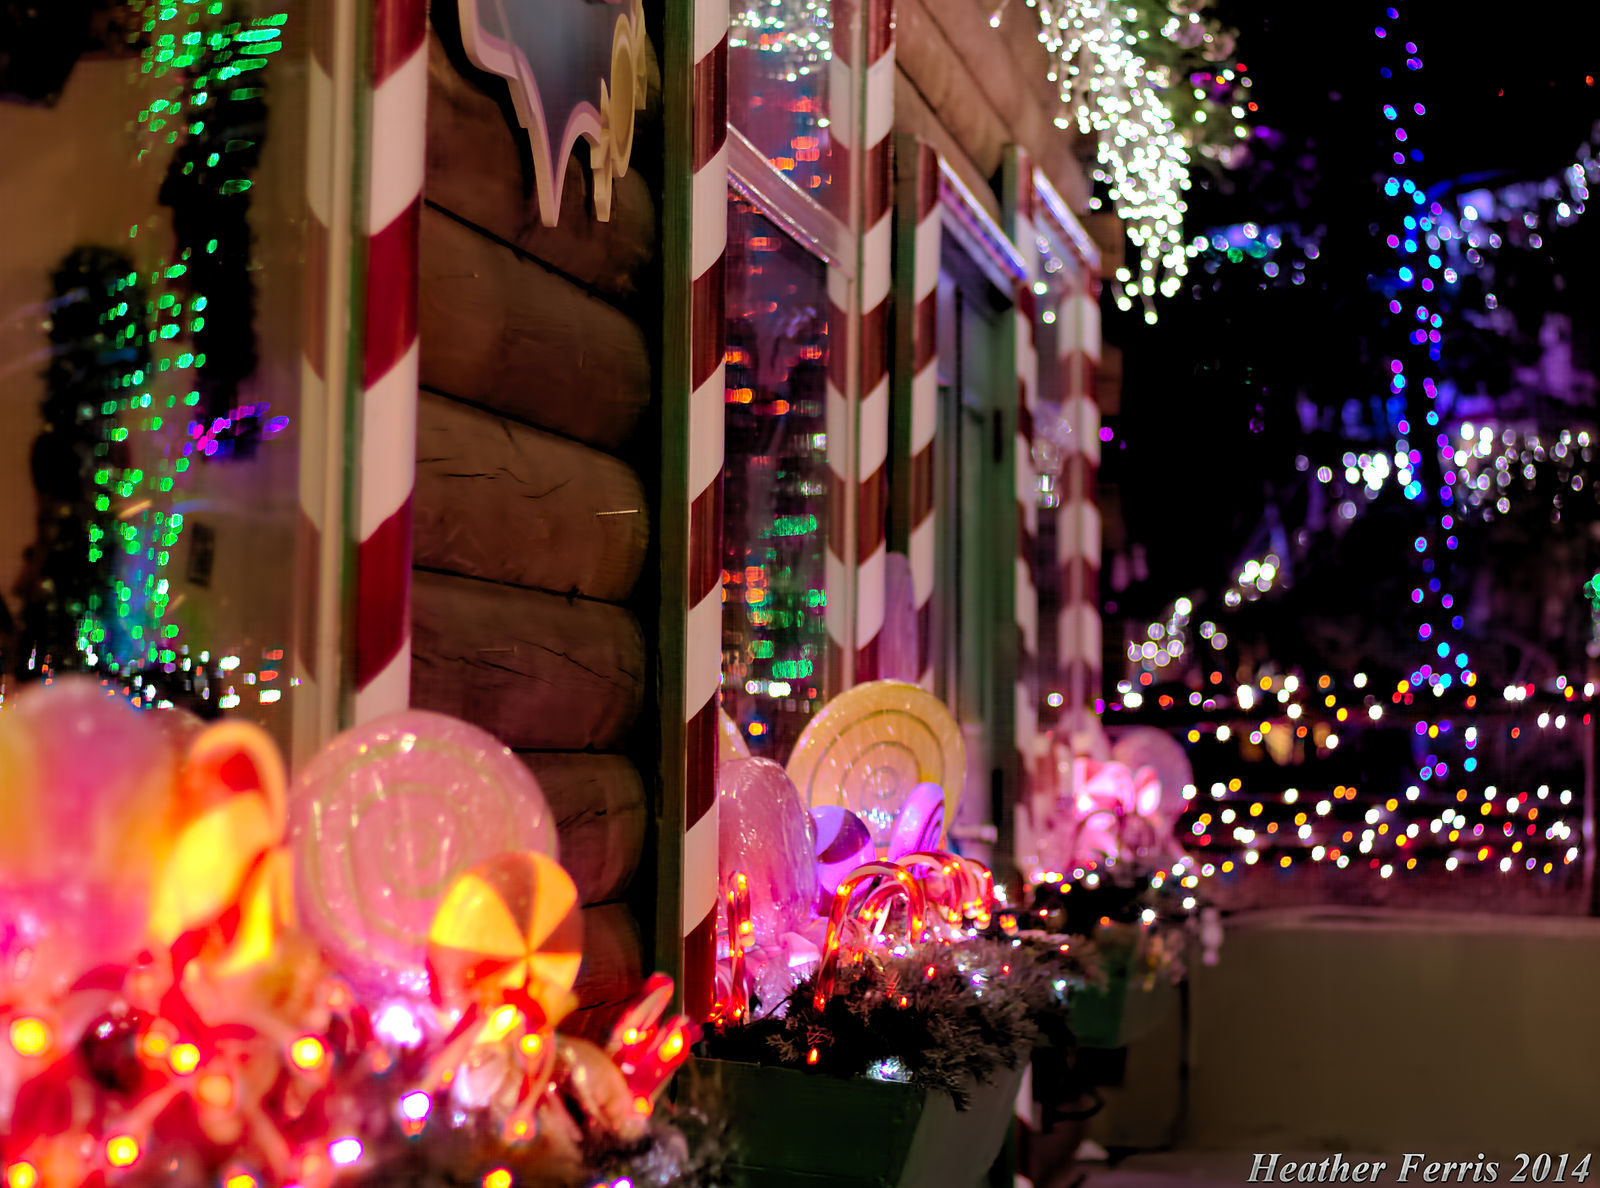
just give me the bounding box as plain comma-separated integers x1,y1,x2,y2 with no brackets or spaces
1102,0,1600,624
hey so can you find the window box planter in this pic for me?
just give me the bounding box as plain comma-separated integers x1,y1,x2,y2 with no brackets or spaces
687,1056,1026,1188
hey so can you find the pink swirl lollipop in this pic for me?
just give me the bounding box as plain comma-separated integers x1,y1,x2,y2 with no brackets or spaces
884,782,946,860
288,710,557,1002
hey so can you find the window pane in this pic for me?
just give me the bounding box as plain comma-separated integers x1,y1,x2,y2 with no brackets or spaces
722,195,833,758
0,1,328,756
728,0,843,207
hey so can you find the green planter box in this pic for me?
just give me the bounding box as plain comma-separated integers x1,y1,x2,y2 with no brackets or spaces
689,1057,1025,1188
1070,939,1136,1049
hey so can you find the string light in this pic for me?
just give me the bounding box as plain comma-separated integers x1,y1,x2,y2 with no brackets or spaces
1044,1,1192,318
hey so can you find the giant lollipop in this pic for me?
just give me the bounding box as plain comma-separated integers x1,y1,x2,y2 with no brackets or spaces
288,710,557,1001
787,681,965,851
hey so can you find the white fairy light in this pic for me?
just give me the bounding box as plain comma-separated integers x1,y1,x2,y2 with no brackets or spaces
1005,0,1200,317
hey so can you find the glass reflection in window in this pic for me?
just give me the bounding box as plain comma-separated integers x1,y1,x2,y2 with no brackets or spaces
728,0,844,207
0,0,323,756
721,195,833,759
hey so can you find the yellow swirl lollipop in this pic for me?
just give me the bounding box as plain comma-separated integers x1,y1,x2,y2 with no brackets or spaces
786,680,965,851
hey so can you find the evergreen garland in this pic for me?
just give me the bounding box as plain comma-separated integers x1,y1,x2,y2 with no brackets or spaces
700,936,1092,1109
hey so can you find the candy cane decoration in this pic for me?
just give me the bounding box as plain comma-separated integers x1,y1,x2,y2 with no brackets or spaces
606,973,698,1107
813,863,928,1008
712,872,753,1023
1056,240,1102,728
822,0,857,686
897,850,996,929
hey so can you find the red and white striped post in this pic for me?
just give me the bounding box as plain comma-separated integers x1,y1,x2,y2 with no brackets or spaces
680,0,729,1021
823,0,857,688
351,0,426,725
1057,264,1102,731
1010,157,1040,860
295,8,339,758
905,141,940,689
853,0,894,681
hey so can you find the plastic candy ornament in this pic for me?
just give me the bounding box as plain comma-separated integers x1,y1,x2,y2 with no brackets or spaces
416,851,584,1143
0,678,185,989
787,680,965,850
288,710,557,1001
716,758,816,947
809,805,876,913
883,782,946,859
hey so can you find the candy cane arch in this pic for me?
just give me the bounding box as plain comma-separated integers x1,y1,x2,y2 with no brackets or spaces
896,850,996,928
351,0,426,724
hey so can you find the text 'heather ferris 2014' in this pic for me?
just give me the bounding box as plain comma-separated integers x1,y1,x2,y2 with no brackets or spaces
1249,1154,1595,1184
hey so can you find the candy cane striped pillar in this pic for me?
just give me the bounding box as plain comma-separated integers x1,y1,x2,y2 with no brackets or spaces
889,137,941,689
294,7,341,760
853,0,894,681
823,0,857,686
679,0,729,1021
1009,160,1040,849
1058,269,1102,723
351,0,425,725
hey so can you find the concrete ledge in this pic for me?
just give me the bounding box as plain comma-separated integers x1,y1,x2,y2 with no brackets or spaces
1186,910,1600,1154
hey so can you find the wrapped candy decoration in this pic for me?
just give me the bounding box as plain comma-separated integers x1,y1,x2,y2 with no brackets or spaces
717,758,816,948
425,851,584,1022
417,851,584,1142
288,711,557,1002
148,720,293,975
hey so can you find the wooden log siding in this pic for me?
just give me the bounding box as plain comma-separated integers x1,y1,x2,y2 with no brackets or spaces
423,32,658,302
414,392,648,602
409,569,645,751
417,205,652,451
522,753,648,907
566,903,645,1036
417,11,662,1020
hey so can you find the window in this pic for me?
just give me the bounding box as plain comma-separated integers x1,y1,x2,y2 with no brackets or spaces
933,244,1009,724
721,197,834,756
728,0,840,205
722,0,857,759
0,1,352,755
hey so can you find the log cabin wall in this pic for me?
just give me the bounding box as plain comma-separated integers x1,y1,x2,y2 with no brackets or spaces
410,2,664,1032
